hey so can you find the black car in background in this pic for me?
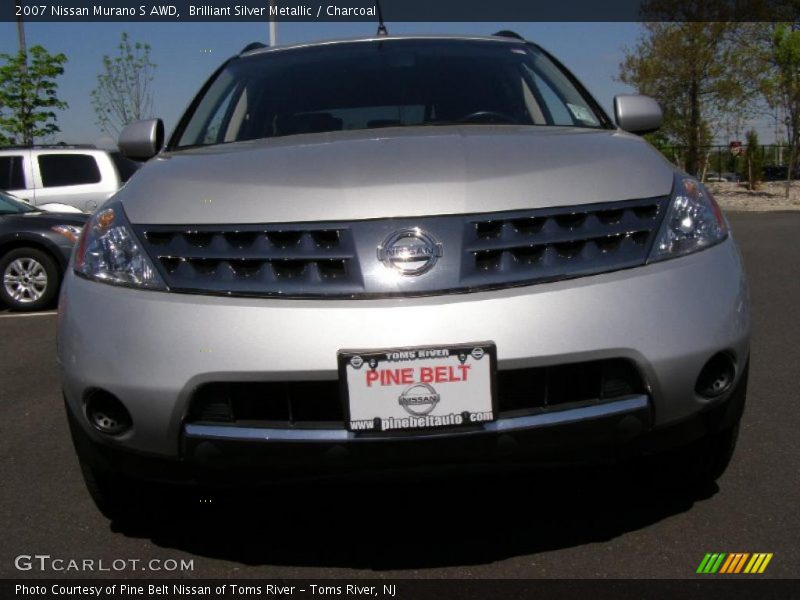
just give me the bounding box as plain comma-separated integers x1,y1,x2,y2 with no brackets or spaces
762,165,800,181
0,191,88,311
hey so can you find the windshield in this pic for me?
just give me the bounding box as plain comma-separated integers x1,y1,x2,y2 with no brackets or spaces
0,191,36,215
175,39,608,148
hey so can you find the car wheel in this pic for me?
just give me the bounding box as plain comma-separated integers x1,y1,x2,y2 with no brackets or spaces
0,247,60,311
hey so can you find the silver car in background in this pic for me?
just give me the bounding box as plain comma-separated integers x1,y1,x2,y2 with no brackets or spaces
58,34,749,518
0,146,140,213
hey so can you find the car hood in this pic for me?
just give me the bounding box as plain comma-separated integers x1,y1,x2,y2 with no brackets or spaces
119,126,676,224
2,212,89,228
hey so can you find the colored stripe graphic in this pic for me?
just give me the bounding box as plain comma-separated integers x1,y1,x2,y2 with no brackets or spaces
744,553,774,574
702,553,774,574
711,554,726,573
744,554,760,573
697,553,727,573
719,554,736,574
734,553,750,573
759,554,774,573
697,554,713,573
721,553,749,573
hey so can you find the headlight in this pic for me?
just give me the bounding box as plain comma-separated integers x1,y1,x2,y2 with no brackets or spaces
648,174,728,262
74,203,165,289
51,225,83,243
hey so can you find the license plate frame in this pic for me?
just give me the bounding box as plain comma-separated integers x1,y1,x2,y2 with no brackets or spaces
338,342,497,433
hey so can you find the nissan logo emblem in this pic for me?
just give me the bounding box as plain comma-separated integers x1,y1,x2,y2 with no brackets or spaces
398,383,441,416
377,228,443,276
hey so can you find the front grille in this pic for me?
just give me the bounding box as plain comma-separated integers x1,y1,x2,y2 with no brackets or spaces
135,197,668,298
188,380,344,427
186,359,645,429
496,358,646,416
462,198,666,288
132,224,364,296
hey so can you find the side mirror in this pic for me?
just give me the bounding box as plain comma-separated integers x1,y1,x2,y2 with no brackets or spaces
118,119,165,160
614,95,662,135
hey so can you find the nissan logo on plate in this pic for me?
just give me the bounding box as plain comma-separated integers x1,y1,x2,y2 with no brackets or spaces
377,228,443,275
398,383,441,416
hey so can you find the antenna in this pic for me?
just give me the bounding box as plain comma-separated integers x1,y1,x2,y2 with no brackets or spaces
375,0,388,36
268,0,277,46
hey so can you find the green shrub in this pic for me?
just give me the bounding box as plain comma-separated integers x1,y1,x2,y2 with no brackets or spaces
740,130,764,190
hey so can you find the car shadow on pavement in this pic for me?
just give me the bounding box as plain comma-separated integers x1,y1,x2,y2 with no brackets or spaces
109,464,718,570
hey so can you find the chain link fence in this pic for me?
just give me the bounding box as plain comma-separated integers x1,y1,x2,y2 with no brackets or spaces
658,145,798,182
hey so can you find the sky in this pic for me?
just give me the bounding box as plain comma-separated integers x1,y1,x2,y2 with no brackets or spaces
0,20,774,146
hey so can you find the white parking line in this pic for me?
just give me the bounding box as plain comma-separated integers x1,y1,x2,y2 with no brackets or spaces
0,311,58,318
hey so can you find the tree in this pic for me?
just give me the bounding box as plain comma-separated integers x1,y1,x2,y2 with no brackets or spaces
619,13,748,175
741,130,764,190
754,23,800,196
0,45,68,146
91,32,156,137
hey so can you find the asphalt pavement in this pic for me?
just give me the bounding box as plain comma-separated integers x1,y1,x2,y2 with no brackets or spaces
1,212,798,579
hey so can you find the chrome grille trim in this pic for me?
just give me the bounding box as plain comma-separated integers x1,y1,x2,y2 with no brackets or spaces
461,197,667,287
183,395,650,442
133,223,364,296
134,196,668,298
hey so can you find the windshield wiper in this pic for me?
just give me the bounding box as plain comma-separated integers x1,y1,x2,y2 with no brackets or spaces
421,120,523,127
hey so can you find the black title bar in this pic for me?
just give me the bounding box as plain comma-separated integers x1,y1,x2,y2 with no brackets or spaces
2,580,800,600
1,0,798,22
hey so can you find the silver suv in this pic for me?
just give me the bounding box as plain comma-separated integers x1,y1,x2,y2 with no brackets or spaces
58,34,749,517
0,146,139,213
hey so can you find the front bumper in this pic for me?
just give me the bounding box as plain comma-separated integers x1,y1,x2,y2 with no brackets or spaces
67,379,746,484
59,237,750,474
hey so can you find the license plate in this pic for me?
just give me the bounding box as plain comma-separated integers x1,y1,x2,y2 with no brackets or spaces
338,343,496,433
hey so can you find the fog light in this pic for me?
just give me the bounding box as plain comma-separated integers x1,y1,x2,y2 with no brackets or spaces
695,353,735,398
85,390,132,435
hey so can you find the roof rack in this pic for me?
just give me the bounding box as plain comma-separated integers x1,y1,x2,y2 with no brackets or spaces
240,42,267,54
0,144,97,150
492,30,526,41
